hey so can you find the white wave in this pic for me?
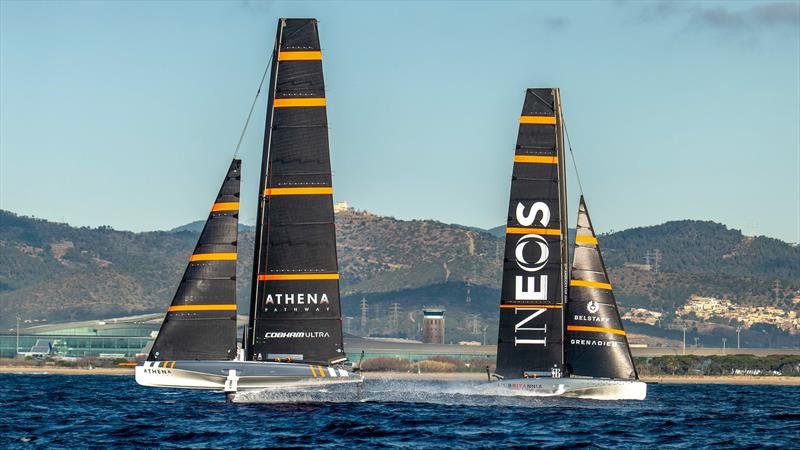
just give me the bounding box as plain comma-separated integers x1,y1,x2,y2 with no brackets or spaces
232,379,569,407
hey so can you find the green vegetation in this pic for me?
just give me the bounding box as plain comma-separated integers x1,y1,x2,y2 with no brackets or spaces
634,355,800,376
602,220,799,310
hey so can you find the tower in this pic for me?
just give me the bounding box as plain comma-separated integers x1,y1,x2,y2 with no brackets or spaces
652,248,662,274
389,302,401,334
359,297,368,334
422,309,445,344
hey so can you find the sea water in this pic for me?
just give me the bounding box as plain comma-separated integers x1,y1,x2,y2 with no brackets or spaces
1,374,797,448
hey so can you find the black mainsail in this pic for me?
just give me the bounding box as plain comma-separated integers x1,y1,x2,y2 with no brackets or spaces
246,18,345,364
149,159,241,361
565,196,637,379
495,88,569,378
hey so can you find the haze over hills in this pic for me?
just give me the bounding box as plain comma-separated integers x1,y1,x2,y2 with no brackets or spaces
1,208,797,345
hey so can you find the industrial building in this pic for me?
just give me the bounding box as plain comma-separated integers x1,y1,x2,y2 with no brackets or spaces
1,313,492,362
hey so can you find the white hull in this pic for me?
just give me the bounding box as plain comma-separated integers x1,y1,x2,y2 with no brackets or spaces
494,377,647,400
135,360,362,392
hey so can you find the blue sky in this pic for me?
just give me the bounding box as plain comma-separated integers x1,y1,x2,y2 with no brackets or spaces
1,1,799,242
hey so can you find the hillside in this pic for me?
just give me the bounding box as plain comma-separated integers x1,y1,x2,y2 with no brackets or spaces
1,209,797,345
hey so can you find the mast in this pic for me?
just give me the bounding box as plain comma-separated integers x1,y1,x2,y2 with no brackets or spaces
555,88,568,366
247,18,345,364
495,88,566,378
246,18,283,358
149,159,241,361
564,197,637,379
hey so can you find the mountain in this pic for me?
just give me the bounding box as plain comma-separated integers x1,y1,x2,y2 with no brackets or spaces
1,208,798,345
170,221,255,233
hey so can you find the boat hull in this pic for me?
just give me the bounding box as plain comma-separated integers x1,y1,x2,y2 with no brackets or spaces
135,360,362,391
494,377,647,400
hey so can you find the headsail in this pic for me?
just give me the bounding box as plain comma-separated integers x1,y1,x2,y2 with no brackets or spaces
495,88,569,378
149,159,241,361
247,18,345,364
565,196,637,379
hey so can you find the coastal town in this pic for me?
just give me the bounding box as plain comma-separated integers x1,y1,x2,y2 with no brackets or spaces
623,295,800,335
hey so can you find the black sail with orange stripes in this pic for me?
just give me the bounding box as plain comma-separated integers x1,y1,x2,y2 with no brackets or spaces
495,88,569,378
565,196,637,379
247,18,345,364
148,159,241,361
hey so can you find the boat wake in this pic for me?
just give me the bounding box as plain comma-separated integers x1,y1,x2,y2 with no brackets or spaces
233,382,362,403
233,379,574,406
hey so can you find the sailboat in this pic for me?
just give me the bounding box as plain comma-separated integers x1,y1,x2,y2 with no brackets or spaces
491,88,646,400
136,18,361,399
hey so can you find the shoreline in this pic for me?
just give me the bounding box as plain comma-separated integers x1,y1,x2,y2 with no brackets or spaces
364,372,800,385
0,366,133,376
1,366,798,385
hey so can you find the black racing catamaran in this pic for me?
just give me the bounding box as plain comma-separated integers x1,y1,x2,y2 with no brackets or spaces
491,88,645,400
136,18,361,399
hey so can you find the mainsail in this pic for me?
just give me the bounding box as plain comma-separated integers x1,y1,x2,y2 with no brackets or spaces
495,88,569,378
565,196,637,379
247,18,345,364
149,159,241,361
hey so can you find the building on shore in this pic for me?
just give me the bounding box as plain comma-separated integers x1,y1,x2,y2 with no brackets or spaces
422,309,445,344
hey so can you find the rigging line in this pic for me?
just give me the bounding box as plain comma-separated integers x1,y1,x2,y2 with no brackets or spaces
562,116,585,197
232,53,273,158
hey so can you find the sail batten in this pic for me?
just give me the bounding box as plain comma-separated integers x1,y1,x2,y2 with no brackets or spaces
565,196,638,380
495,88,567,378
247,18,345,364
148,159,241,362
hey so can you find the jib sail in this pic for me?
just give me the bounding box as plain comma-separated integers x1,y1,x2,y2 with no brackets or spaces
495,88,569,378
565,196,637,379
246,18,345,364
149,159,241,361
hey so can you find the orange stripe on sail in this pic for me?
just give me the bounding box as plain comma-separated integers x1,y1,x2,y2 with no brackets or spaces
567,325,626,336
575,235,598,245
258,273,340,281
274,98,326,108
278,51,322,61
514,155,558,164
189,253,237,262
170,361,176,369
167,304,237,312
519,115,556,124
309,365,317,377
570,279,613,290
211,202,239,212
318,365,326,378
500,304,562,309
264,187,333,196
506,227,561,236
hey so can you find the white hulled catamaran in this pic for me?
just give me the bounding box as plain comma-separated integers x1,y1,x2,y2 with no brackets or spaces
136,18,362,400
490,88,646,400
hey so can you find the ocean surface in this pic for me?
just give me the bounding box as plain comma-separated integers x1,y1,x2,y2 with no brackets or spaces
1,374,798,449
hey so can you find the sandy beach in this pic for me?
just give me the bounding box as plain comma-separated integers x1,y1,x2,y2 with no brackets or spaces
639,375,800,385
